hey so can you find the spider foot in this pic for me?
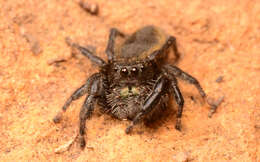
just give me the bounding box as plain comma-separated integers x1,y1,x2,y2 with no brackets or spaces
175,118,182,131
79,135,86,149
125,124,134,134
53,111,63,123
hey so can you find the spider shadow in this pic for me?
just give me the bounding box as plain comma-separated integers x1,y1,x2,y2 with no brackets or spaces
142,91,204,132
143,99,177,131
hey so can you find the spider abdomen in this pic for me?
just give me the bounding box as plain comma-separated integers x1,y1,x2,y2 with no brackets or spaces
114,26,168,62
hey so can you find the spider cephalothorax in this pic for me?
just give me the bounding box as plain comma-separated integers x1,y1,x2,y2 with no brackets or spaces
53,26,212,149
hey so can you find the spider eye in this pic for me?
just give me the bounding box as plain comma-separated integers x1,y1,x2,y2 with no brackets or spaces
131,67,138,76
120,68,128,76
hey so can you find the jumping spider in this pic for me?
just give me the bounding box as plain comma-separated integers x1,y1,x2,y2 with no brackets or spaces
53,26,215,149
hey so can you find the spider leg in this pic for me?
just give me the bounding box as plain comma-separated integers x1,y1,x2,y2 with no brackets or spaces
164,65,222,117
148,36,181,63
166,74,184,130
65,37,106,66
105,28,125,62
53,73,101,123
125,76,167,134
79,76,102,148
169,36,181,63
163,64,206,99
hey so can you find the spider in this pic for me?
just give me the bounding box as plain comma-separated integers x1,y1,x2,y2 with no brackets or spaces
53,26,215,149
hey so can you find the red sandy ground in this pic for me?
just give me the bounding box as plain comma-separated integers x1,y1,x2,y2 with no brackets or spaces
0,0,259,161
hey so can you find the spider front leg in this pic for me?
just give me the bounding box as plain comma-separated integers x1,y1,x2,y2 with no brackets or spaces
163,64,206,99
166,74,184,130
53,73,101,123
65,37,106,66
105,28,125,62
78,75,103,149
163,65,219,116
125,76,167,134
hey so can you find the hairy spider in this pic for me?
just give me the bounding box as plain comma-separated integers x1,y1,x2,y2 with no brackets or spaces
53,26,213,149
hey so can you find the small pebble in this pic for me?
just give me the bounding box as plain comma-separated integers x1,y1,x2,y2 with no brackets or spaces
208,95,225,117
172,152,190,162
215,76,224,83
21,28,42,55
54,134,78,154
190,96,196,103
79,1,99,15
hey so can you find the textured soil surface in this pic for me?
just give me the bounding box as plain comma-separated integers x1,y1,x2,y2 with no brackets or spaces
1,0,259,161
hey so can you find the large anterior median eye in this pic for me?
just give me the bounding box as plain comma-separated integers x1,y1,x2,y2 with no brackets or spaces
130,67,138,76
120,67,128,76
